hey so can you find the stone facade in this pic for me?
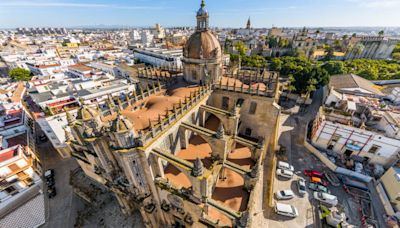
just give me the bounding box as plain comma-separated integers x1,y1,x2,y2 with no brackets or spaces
345,36,398,60
66,1,281,227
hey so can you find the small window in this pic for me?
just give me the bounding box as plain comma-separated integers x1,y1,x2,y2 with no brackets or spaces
222,96,229,109
236,98,244,107
249,102,257,114
192,70,197,80
330,134,341,143
245,128,252,136
368,145,380,154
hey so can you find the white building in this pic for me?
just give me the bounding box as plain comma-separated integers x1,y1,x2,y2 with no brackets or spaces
26,62,62,76
140,30,154,47
311,117,400,167
133,47,182,68
88,62,118,77
0,145,45,228
28,78,137,158
388,87,400,105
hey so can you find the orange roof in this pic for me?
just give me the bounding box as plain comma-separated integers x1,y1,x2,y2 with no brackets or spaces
212,167,249,212
10,82,25,103
228,143,255,169
104,85,200,131
69,64,93,72
37,64,61,69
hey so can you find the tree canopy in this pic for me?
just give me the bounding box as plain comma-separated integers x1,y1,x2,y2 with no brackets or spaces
9,68,32,81
270,57,330,94
323,59,400,80
234,40,247,56
392,43,400,61
230,54,267,68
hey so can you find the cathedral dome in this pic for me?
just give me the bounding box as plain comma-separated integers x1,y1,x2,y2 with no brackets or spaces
184,31,221,60
197,7,208,17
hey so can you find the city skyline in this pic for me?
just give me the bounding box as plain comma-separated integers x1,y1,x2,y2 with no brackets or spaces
0,0,400,28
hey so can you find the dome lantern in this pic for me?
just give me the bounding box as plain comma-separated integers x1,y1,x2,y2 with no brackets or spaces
196,0,209,31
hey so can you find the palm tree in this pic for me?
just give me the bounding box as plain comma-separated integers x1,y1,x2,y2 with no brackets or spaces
304,78,317,103
286,74,296,100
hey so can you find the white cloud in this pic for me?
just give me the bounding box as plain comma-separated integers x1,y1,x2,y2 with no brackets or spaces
348,0,400,8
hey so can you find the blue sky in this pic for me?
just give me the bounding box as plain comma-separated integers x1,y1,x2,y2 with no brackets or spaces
0,0,399,28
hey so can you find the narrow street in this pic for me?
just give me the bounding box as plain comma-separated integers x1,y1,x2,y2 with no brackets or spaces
37,141,83,228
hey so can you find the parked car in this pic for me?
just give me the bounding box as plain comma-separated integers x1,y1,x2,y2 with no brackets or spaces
275,203,299,218
46,178,55,187
297,177,307,196
44,169,54,180
276,169,294,179
313,192,338,207
47,186,57,198
278,161,294,172
308,183,330,193
275,190,295,200
310,176,329,187
304,170,324,179
39,134,48,142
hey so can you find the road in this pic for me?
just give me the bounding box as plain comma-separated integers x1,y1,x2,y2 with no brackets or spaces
37,140,83,228
264,88,328,228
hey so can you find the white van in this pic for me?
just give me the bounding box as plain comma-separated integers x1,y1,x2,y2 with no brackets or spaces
275,203,299,218
277,161,294,172
276,169,294,179
313,192,338,207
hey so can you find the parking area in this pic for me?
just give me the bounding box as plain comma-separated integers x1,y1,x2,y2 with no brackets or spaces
270,113,366,227
267,169,316,228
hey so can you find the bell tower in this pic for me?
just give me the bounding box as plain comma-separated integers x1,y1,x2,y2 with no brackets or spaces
246,17,251,29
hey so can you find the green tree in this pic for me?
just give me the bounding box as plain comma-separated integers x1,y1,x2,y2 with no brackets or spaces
9,68,31,81
333,40,341,49
291,48,306,58
321,61,347,75
305,78,317,98
393,52,400,61
241,55,267,68
378,30,385,36
268,37,279,48
278,39,289,48
286,74,296,100
272,56,329,94
234,41,247,56
270,58,282,71
392,43,400,60
323,46,335,61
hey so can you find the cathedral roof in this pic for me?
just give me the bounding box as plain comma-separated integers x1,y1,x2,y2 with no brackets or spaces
111,113,133,133
76,106,98,121
184,30,221,60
